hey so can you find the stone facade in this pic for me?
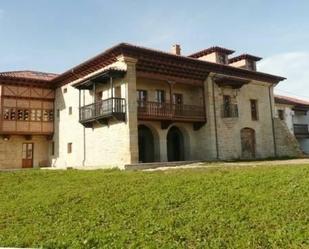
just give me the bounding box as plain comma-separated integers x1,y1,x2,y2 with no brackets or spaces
0,44,298,169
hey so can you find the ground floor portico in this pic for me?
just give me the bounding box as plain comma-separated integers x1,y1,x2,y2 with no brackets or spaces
137,121,201,163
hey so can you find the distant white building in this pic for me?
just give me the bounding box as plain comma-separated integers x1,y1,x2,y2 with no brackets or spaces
275,95,309,154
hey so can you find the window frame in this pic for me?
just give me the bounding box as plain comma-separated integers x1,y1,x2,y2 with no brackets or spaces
250,99,259,121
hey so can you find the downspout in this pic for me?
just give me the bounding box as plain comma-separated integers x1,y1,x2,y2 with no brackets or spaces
268,85,277,157
82,90,86,166
212,78,219,159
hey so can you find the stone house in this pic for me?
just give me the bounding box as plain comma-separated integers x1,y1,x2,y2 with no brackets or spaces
0,43,301,169
275,95,309,154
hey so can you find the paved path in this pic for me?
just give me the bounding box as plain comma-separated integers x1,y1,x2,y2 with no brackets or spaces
143,158,309,171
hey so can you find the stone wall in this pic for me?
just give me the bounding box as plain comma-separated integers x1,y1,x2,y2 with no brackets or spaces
50,56,138,169
0,135,50,169
274,118,302,157
202,75,277,160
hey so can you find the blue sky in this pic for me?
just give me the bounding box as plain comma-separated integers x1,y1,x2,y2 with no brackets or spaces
0,0,308,98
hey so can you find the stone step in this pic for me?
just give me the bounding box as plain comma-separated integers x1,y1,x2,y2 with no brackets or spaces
125,160,201,171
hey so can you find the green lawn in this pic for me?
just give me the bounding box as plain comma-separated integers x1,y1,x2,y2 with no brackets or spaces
0,165,308,249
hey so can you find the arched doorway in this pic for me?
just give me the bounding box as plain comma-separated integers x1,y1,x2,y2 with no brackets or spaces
241,128,256,159
138,125,155,163
167,126,185,161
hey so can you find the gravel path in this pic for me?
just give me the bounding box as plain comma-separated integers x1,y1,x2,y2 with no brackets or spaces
143,158,309,171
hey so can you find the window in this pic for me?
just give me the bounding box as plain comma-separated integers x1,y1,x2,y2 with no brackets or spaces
17,109,24,120
43,110,54,122
69,107,73,115
218,53,226,64
36,110,42,121
3,107,53,122
173,93,183,105
31,110,36,121
223,95,231,117
155,90,165,103
278,110,284,120
137,90,147,102
3,108,10,120
67,143,72,154
137,90,148,107
63,88,68,93
247,60,255,70
250,99,258,121
10,108,16,120
57,109,60,118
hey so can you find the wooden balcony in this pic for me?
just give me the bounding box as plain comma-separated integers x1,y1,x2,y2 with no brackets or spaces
79,97,126,127
137,101,206,129
294,124,309,138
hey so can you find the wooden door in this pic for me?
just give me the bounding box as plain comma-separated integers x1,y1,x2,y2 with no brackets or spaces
241,128,256,159
22,143,33,168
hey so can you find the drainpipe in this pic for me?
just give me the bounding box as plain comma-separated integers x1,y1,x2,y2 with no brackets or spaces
82,90,86,166
212,78,219,159
268,85,277,157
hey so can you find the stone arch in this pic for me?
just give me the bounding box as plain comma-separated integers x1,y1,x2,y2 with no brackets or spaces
166,126,188,161
138,124,160,163
240,127,256,159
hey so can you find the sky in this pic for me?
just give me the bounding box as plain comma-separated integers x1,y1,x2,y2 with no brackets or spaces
0,0,308,99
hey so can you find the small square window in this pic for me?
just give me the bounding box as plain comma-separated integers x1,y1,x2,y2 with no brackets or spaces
69,107,72,115
63,88,68,93
67,143,72,154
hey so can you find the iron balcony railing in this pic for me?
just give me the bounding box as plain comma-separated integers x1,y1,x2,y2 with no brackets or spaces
293,124,309,136
221,104,239,118
137,101,206,122
80,97,126,122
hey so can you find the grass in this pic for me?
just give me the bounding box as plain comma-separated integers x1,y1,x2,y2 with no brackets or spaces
0,165,308,249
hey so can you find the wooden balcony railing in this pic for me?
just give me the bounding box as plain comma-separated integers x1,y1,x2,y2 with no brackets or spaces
294,124,309,137
137,101,206,122
221,104,239,118
79,97,126,124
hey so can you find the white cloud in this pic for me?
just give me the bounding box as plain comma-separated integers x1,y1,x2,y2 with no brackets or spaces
259,52,309,100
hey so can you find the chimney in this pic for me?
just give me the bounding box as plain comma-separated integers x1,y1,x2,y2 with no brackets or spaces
171,44,181,55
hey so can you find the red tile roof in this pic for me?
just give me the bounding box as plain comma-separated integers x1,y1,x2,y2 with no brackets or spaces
0,70,58,81
275,95,309,107
189,46,235,58
0,43,285,88
229,54,262,63
52,43,285,86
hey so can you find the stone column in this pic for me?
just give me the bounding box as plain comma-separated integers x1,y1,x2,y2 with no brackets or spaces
117,55,139,164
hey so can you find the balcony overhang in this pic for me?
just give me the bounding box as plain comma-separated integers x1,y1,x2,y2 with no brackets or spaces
214,76,250,89
72,68,126,90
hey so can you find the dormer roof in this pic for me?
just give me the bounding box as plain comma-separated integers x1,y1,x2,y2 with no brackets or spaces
189,46,235,58
229,54,262,64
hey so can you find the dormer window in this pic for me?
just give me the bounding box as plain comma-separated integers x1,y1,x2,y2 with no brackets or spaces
229,54,262,71
218,54,226,64
247,60,256,71
189,46,234,63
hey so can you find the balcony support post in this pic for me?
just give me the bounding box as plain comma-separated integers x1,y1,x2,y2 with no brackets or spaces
110,76,114,112
167,81,175,119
